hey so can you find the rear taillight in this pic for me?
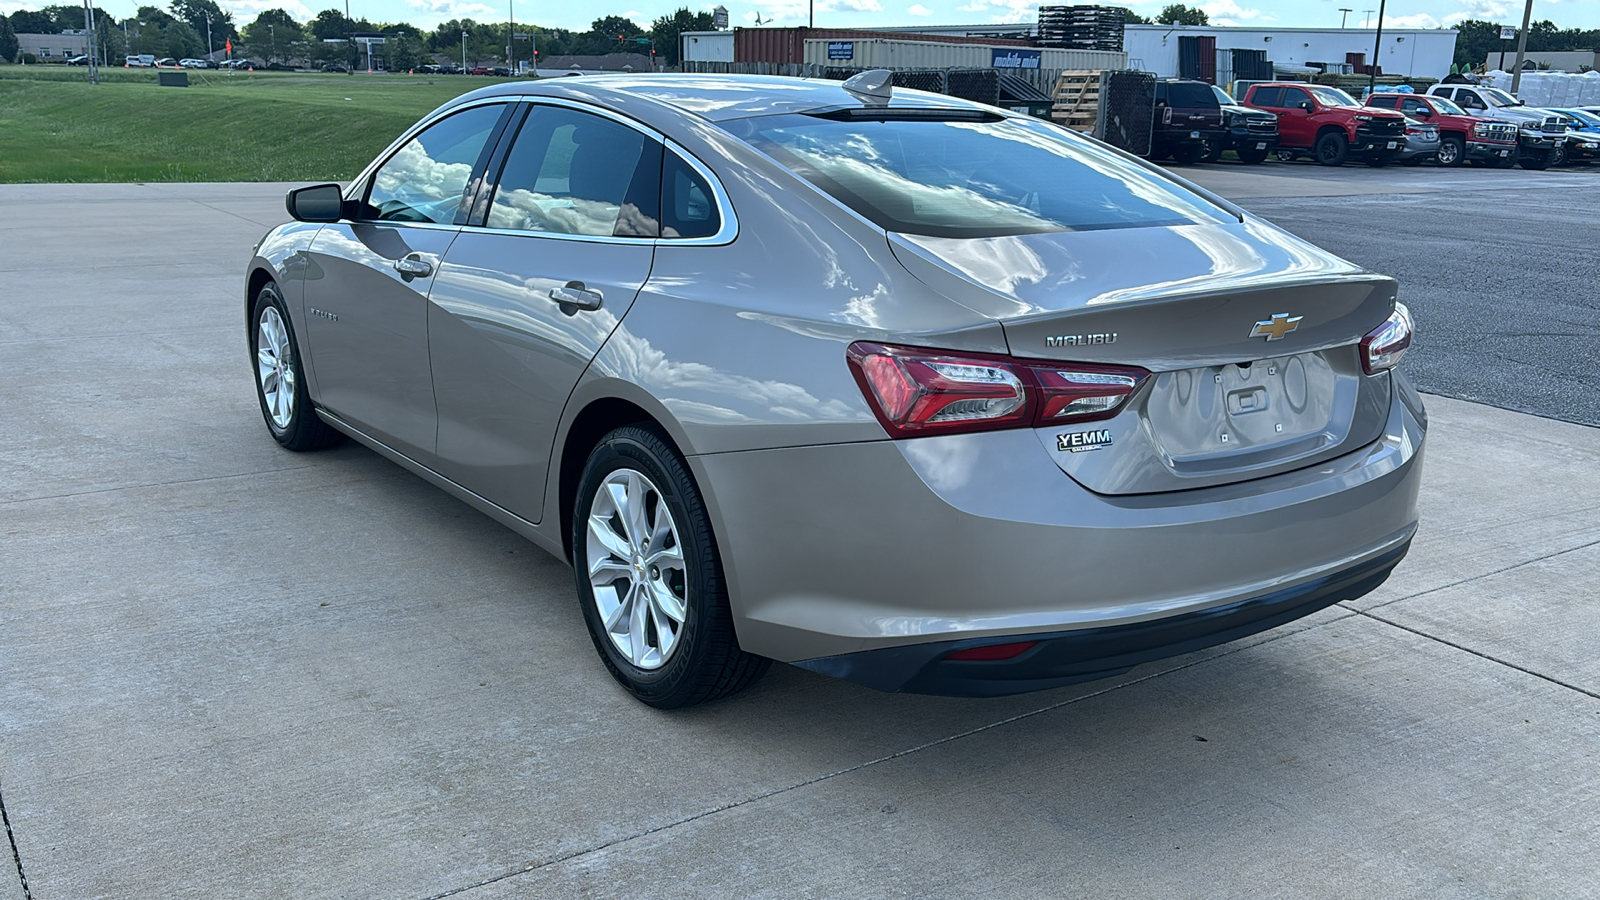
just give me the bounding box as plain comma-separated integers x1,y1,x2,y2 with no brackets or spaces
1360,302,1414,374
847,342,1148,438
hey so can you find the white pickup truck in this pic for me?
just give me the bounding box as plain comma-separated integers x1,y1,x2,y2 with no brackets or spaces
1426,83,1568,170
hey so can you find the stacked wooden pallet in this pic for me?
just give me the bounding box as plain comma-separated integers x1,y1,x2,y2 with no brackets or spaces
1051,70,1103,133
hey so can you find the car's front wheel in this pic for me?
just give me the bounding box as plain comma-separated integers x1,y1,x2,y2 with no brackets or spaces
573,425,769,708
1315,131,1349,166
251,282,345,451
1436,135,1465,167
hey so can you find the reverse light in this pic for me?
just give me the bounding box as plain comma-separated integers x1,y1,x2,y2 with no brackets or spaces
847,342,1149,438
1360,302,1414,374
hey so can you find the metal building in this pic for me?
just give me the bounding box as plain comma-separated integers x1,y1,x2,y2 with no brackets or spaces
1124,24,1459,82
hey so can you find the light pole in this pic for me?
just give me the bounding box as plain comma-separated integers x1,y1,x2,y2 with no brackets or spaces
1510,0,1534,93
205,12,213,60
269,24,275,64
1363,9,1375,27
507,0,514,73
1366,0,1386,98
82,0,99,83
1339,8,1352,28
462,29,467,72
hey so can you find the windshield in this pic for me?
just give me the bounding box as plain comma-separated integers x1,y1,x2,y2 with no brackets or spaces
1429,97,1466,116
1560,109,1600,128
1308,87,1360,108
1482,88,1524,107
1211,85,1237,106
723,112,1236,238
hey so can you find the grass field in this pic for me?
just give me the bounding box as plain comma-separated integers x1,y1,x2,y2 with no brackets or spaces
0,67,519,183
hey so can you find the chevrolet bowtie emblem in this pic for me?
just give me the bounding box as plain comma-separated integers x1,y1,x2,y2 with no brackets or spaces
1251,313,1303,341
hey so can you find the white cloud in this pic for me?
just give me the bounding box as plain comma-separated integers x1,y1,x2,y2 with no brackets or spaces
1384,13,1444,28
907,3,932,15
1441,0,1512,25
1201,0,1267,26
220,0,318,21
404,0,497,19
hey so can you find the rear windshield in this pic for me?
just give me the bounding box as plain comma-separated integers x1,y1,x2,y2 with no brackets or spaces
721,112,1236,238
1163,82,1220,109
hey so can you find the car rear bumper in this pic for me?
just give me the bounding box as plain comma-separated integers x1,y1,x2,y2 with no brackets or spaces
794,540,1408,695
690,375,1425,676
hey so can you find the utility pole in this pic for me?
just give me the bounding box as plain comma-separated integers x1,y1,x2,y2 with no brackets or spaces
1366,0,1386,98
462,28,467,72
507,0,514,73
82,0,99,83
1510,0,1534,93
269,24,275,64
205,11,213,60
1339,8,1352,28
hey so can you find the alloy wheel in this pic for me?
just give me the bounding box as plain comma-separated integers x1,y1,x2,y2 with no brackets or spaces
256,306,295,429
585,468,688,670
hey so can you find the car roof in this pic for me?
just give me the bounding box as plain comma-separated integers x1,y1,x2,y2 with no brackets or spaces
441,73,998,123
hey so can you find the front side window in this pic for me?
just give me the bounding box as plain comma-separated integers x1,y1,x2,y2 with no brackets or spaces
1430,97,1466,115
723,112,1235,239
364,104,505,225
1280,87,1311,108
487,105,662,238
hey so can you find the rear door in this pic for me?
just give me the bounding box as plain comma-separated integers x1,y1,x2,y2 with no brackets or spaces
301,101,513,461
1274,86,1317,146
426,101,664,523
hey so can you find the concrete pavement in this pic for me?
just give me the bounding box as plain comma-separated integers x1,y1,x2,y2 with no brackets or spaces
2,179,1598,899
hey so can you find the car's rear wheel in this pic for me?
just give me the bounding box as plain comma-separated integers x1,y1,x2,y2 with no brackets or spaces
1518,148,1552,170
1315,131,1349,166
1436,135,1465,167
573,425,768,708
251,282,346,451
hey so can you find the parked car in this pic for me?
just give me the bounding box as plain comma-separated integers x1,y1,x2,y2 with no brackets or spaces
1394,116,1440,165
125,54,156,67
66,54,90,65
320,63,348,73
1244,82,1407,166
1150,79,1225,164
1205,85,1278,164
154,57,177,68
247,73,1424,707
179,58,205,68
1544,109,1600,164
1364,92,1519,167
1424,84,1567,170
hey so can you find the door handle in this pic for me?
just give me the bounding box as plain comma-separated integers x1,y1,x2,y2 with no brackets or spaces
393,256,433,280
549,282,603,312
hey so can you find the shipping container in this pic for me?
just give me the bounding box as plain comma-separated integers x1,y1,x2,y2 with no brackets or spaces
734,27,1032,64
801,38,1125,73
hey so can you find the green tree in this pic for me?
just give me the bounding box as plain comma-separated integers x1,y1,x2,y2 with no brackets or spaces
242,9,304,62
1156,4,1208,26
592,15,644,41
0,15,18,63
170,0,236,48
8,9,56,33
649,7,714,66
1452,19,1501,70
1123,10,1149,24
387,30,421,70
164,19,203,57
310,8,354,40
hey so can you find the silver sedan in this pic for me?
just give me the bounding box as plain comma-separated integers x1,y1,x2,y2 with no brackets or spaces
247,73,1424,707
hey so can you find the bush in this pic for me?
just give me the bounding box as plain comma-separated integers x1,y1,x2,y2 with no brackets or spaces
21,52,38,64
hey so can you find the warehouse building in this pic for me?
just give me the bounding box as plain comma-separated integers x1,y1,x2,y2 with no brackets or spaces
1125,24,1458,82
15,31,91,60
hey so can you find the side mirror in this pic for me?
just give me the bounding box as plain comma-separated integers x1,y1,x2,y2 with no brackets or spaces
1300,100,1316,112
286,183,347,223
1415,108,1433,118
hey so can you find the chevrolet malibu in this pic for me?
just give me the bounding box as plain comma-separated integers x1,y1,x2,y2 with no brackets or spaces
247,73,1424,708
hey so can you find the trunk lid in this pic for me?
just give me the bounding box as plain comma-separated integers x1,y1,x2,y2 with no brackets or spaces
889,222,1398,494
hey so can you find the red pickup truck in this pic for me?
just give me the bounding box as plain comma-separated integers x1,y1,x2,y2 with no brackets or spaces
1363,92,1519,167
1242,82,1408,166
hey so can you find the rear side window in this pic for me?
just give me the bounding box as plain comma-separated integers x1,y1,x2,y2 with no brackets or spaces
661,152,721,239
487,105,662,238
1249,86,1284,107
1164,83,1219,109
1368,95,1397,109
723,112,1235,238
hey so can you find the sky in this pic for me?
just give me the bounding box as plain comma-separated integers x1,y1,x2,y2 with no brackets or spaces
5,0,1598,35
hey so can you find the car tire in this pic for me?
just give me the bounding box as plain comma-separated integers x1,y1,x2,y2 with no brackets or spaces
1236,146,1271,164
1437,136,1466,167
1549,144,1568,167
1315,131,1349,166
1518,149,1551,170
1493,151,1519,168
572,424,769,708
1171,143,1207,165
1202,140,1225,163
251,282,346,451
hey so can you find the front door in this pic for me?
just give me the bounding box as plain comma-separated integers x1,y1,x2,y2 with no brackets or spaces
301,102,510,461
428,103,664,523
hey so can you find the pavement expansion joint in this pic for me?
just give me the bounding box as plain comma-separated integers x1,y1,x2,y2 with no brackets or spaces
2,464,323,507
415,618,1346,899
1354,607,1600,703
1353,536,1600,616
0,780,33,900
